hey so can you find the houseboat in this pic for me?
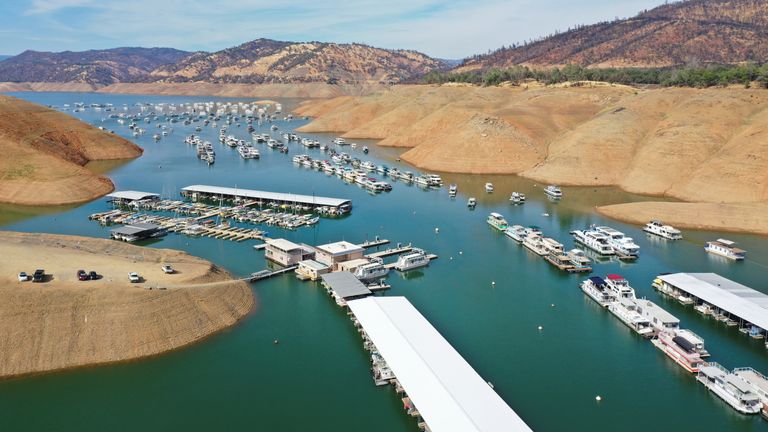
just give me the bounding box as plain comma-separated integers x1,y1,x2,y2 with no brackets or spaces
485,183,494,193
594,226,640,258
487,213,509,231
509,192,526,204
651,330,704,373
608,296,655,337
467,197,477,208
571,229,615,255
523,232,548,256
580,276,617,307
544,185,562,198
644,220,683,240
705,239,746,261
697,363,762,414
394,249,430,271
354,259,389,281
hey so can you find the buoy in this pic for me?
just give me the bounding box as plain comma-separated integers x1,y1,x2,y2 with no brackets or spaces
273,339,279,345
595,395,602,401
449,257,453,260
435,228,439,233
459,251,463,255
538,325,543,331
491,281,496,286
550,303,555,308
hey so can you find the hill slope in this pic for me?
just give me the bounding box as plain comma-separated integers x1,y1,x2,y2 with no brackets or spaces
151,38,443,84
295,84,768,233
0,47,190,85
0,95,143,205
458,0,768,70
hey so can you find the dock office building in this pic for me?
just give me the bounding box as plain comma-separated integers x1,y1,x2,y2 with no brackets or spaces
264,238,315,266
315,241,365,270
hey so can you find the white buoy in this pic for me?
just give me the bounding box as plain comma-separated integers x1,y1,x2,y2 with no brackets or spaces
551,303,555,308
492,281,496,286
459,251,463,255
538,325,543,331
595,395,602,401
435,227,439,233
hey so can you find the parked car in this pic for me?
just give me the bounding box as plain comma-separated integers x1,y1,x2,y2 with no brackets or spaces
128,272,140,283
77,270,89,281
89,271,99,280
18,272,29,282
32,269,45,282
161,265,174,274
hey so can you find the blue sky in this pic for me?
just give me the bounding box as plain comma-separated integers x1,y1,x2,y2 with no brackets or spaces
2,0,666,58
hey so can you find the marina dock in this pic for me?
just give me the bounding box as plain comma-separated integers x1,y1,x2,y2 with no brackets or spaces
181,184,352,215
654,273,768,342
347,297,533,432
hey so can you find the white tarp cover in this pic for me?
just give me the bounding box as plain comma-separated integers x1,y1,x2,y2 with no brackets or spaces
347,296,533,432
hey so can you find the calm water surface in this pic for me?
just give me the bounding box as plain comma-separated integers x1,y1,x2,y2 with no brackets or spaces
1,92,767,431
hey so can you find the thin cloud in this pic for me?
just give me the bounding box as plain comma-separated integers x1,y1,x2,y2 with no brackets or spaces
9,0,666,58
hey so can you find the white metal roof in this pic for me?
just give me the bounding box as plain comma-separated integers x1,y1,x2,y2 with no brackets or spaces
659,273,768,330
347,297,533,432
298,260,328,271
181,185,351,208
265,238,305,252
106,191,159,201
316,241,364,256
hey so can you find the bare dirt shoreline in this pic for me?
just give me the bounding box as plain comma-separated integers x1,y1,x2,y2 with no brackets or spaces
0,95,143,206
295,84,768,234
0,231,254,379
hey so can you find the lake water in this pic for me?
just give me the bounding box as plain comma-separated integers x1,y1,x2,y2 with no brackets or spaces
1,91,767,431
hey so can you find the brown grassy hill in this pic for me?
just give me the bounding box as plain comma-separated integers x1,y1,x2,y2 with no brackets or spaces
0,95,143,206
458,0,768,70
0,48,190,85
151,38,443,85
295,84,768,233
0,231,254,378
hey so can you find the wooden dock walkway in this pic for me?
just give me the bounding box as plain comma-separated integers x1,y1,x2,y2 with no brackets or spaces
366,246,412,259
358,239,390,249
247,265,298,281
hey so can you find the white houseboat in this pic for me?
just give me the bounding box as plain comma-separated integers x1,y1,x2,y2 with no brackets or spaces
544,185,562,198
705,239,746,260
571,229,615,255
580,276,617,307
697,363,762,414
644,220,683,240
394,249,430,272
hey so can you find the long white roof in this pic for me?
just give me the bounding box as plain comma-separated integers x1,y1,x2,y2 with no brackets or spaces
181,185,351,207
347,297,533,432
106,191,159,201
659,273,768,330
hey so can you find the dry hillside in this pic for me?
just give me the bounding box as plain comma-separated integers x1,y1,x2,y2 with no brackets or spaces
0,231,254,378
151,39,442,85
295,84,768,233
458,0,768,70
0,95,143,206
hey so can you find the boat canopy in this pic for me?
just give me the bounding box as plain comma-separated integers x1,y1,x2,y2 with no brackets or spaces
672,335,697,353
606,274,625,281
589,276,606,286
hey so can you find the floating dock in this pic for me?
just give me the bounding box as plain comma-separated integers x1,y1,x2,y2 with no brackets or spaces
181,184,352,214
655,273,768,340
347,297,533,432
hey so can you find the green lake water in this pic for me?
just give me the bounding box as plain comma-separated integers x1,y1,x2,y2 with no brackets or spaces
1,92,767,431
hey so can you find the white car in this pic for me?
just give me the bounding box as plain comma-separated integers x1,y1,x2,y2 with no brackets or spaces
161,265,174,274
128,272,140,283
18,272,29,282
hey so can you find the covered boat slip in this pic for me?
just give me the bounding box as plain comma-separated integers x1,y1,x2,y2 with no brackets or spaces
106,190,160,204
320,271,372,300
347,297,533,432
180,184,351,211
658,273,768,331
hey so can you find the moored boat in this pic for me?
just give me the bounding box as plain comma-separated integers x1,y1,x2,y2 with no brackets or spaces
644,220,683,240
705,239,746,261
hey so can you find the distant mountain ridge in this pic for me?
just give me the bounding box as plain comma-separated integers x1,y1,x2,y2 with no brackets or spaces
0,39,443,86
457,0,768,71
0,55,11,62
0,47,190,85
